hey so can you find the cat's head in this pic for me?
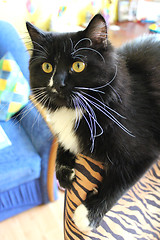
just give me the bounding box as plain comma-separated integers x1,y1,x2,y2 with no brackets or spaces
26,14,116,111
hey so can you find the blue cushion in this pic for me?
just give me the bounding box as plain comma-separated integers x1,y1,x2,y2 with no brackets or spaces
0,21,30,81
0,119,41,193
0,52,30,121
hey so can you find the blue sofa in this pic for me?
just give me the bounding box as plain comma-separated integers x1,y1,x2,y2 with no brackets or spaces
0,21,58,221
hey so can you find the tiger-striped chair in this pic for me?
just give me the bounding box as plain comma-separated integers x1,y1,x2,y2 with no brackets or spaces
64,154,160,240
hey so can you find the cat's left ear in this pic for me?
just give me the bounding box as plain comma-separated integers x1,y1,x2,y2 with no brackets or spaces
26,22,45,47
84,14,108,47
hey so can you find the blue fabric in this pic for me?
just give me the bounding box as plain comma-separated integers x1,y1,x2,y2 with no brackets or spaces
0,179,42,221
19,102,53,157
0,21,58,221
0,52,30,121
0,118,41,193
0,21,30,81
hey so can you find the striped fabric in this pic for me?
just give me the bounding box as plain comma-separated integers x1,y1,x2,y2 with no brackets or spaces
64,154,160,240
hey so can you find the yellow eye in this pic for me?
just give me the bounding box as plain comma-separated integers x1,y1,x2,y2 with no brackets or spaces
72,61,85,73
42,62,53,73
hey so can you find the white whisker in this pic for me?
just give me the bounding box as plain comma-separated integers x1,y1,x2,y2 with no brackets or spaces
72,47,105,63
74,38,92,50
108,84,122,103
75,86,105,94
75,91,134,137
93,64,118,90
32,41,49,55
76,94,104,137
72,96,81,131
80,91,126,119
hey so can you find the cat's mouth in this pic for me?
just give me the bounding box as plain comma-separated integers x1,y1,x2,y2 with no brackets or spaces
51,88,58,94
47,88,72,109
54,94,67,107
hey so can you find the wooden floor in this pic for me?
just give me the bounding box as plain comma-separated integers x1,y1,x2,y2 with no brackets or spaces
108,21,150,47
0,191,64,240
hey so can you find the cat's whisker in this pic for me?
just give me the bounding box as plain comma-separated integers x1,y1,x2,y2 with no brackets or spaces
75,86,105,94
11,90,45,126
48,97,52,111
78,97,95,137
69,38,74,52
72,56,84,63
72,96,81,131
28,48,47,55
30,87,46,91
30,91,47,102
93,64,117,90
76,92,134,137
74,38,92,50
75,96,95,152
31,108,41,130
10,101,33,127
41,94,50,110
27,45,48,61
30,56,47,64
91,101,134,137
73,91,105,152
31,89,46,95
79,91,126,119
76,93,104,138
107,154,114,165
32,41,49,55
13,96,44,126
108,84,122,103
15,91,47,124
78,97,95,152
77,96,96,150
73,54,86,59
71,47,105,63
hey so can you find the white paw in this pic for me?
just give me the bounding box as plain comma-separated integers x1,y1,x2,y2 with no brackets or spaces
73,204,92,232
70,168,76,181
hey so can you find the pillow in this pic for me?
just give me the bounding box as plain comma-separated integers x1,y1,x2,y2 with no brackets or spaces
0,52,30,121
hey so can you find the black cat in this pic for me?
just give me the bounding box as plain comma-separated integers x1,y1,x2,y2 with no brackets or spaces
26,14,160,232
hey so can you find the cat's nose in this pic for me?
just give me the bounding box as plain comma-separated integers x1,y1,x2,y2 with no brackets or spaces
54,72,67,92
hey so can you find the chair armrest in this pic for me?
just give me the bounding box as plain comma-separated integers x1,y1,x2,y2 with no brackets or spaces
19,101,53,156
17,101,56,203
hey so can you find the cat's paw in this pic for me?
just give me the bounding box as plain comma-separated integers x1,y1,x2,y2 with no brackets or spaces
56,166,75,189
73,204,92,233
73,188,102,232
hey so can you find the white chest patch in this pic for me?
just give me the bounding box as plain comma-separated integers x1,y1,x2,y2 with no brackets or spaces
46,107,82,155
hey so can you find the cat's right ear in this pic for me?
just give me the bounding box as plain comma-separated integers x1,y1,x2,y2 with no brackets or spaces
84,14,108,47
26,22,45,47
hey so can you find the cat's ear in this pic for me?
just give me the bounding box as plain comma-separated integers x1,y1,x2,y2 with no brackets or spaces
85,14,108,47
26,22,45,47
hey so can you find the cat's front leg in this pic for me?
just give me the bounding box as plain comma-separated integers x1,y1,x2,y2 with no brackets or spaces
73,180,108,232
73,163,137,232
56,145,76,189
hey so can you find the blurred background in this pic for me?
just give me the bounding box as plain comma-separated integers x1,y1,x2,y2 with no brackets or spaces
0,0,160,45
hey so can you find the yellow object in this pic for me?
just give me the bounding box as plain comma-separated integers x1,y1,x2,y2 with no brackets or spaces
2,60,15,72
8,102,22,113
106,0,118,23
72,61,86,73
0,79,7,91
149,24,156,31
42,62,53,73
14,82,25,94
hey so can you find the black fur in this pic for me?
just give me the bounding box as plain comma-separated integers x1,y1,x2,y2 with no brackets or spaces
27,14,160,229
